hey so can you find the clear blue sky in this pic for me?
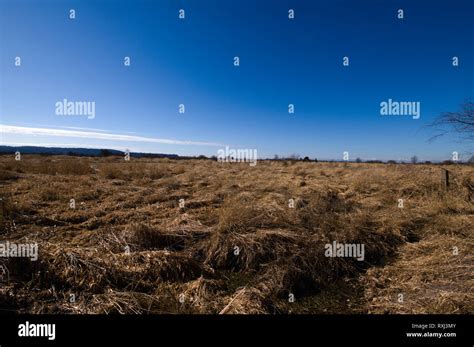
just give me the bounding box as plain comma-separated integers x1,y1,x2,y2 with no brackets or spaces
0,0,473,161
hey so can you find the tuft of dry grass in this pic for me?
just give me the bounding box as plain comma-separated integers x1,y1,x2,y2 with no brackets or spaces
127,223,188,251
363,232,474,313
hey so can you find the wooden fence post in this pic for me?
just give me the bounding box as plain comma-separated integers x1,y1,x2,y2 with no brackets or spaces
442,168,450,189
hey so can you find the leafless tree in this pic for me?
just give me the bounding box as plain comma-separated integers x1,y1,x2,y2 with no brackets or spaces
430,101,474,143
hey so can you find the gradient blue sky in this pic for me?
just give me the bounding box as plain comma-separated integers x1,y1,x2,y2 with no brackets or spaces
1,0,473,161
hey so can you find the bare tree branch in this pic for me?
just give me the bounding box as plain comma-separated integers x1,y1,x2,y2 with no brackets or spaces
429,101,474,143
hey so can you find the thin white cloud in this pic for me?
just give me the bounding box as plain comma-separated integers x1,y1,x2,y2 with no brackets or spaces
46,125,130,134
10,122,127,134
0,125,223,147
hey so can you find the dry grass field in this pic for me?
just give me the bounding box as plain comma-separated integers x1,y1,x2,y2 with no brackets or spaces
0,155,472,314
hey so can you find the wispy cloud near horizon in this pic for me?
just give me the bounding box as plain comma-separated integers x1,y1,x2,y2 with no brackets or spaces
0,125,224,147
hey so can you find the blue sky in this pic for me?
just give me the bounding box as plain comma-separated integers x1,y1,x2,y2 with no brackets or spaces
0,0,473,161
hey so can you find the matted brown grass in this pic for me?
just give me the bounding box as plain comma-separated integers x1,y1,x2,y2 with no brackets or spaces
0,155,472,314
